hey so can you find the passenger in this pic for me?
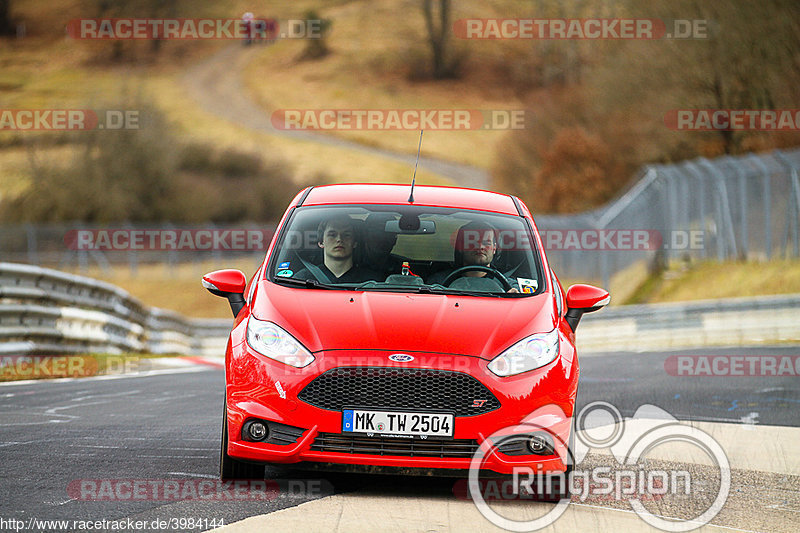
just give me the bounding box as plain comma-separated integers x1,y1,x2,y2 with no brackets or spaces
294,215,381,283
363,213,401,279
428,221,519,292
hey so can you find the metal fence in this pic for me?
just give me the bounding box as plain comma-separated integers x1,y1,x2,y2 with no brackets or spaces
536,148,800,286
1,149,799,286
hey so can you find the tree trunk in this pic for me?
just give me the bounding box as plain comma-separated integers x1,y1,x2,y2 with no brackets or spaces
422,0,451,79
0,0,12,36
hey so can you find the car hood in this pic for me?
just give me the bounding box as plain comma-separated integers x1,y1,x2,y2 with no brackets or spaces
251,281,557,359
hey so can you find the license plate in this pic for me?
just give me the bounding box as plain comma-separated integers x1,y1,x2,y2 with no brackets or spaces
342,409,454,438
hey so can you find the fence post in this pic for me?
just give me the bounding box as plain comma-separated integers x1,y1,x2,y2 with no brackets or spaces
699,158,738,260
774,150,800,258
665,167,680,263
724,156,749,260
683,161,709,259
748,154,772,260
25,224,39,265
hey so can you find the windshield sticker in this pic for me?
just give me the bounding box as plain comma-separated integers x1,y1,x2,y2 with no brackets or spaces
276,269,293,277
279,261,291,269
517,278,538,293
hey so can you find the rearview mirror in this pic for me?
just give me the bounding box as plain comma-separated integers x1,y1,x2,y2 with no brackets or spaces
202,269,247,317
565,284,609,332
385,219,436,234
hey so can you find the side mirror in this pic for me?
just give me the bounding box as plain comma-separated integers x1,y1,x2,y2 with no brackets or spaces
565,284,610,332
202,269,247,317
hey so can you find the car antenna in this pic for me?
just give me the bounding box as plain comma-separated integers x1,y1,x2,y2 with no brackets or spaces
408,129,423,203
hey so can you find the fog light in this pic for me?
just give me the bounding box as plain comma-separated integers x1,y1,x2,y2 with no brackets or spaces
248,421,268,441
528,433,551,454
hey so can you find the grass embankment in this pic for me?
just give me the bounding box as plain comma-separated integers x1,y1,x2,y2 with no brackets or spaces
0,0,463,203
242,0,517,170
623,259,800,305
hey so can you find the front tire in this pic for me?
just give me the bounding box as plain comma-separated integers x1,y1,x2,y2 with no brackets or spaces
220,399,266,480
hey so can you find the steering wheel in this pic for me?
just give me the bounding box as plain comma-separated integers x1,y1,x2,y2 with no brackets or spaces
441,266,513,292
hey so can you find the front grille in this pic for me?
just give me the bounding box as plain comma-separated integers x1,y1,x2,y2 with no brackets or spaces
298,367,501,416
311,432,479,458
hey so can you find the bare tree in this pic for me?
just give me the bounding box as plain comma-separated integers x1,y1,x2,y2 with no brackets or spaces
422,0,452,79
0,0,13,36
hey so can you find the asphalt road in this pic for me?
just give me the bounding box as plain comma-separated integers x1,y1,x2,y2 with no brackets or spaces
1,345,798,532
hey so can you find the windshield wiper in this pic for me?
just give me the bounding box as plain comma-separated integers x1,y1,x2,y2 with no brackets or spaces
271,276,340,290
352,282,505,297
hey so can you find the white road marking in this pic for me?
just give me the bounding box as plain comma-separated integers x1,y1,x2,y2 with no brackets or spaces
45,390,141,414
766,503,800,513
138,455,210,459
167,472,218,479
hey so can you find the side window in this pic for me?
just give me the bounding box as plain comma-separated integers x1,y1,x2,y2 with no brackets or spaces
247,264,263,303
551,270,563,316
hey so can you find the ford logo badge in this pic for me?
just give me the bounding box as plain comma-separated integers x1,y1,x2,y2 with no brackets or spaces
389,354,414,362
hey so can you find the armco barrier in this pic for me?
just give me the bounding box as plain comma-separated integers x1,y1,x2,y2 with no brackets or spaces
0,262,229,357
2,262,798,358
578,293,800,353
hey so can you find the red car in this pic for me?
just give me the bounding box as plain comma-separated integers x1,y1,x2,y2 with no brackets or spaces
203,184,608,487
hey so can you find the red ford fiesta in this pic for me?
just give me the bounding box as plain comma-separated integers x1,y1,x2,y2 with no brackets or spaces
203,183,608,484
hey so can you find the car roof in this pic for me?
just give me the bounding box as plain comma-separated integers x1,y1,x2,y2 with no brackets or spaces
298,183,520,215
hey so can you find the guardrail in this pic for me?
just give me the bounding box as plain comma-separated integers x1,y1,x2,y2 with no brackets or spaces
0,262,229,357
579,293,800,353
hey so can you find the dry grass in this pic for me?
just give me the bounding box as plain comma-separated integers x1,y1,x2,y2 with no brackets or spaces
644,259,800,303
146,75,453,186
0,0,458,204
241,0,521,170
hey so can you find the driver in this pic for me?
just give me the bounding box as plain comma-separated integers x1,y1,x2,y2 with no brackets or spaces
427,221,519,292
294,215,381,284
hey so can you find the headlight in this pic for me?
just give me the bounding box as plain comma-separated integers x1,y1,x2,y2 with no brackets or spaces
487,329,559,377
246,318,315,368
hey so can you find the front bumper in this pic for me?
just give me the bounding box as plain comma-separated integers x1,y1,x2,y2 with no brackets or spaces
225,343,578,475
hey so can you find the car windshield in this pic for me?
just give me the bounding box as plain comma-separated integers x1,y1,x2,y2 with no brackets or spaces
268,205,544,296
